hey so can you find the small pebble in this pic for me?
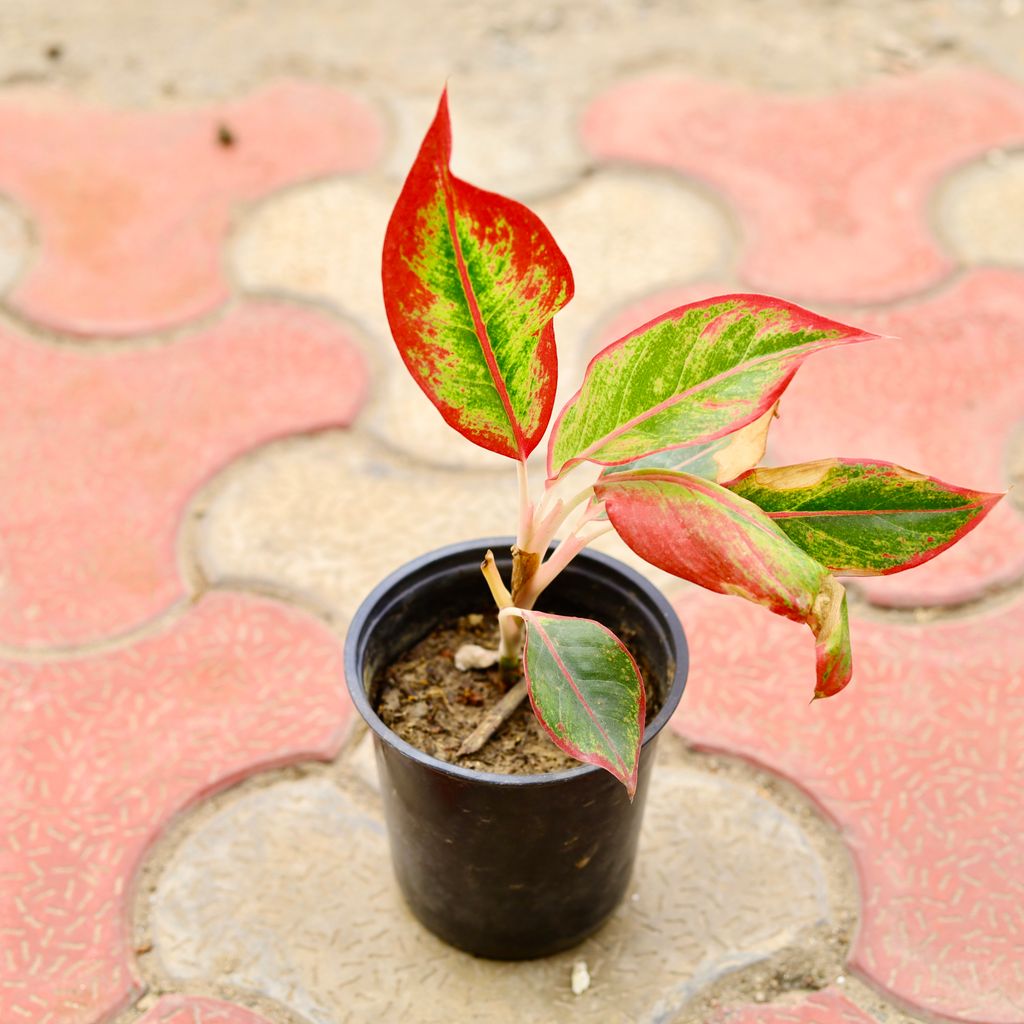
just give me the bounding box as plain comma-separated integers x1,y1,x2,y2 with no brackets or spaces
571,959,591,995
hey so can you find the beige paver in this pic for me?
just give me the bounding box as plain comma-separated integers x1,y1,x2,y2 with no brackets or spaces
232,177,394,339
191,430,686,626
192,430,519,629
147,738,836,1024
0,195,31,294
937,149,1024,266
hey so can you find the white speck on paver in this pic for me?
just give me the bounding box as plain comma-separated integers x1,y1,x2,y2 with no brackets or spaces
571,960,591,996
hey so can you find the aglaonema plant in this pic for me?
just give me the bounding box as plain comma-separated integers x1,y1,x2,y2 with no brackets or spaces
382,89,1002,799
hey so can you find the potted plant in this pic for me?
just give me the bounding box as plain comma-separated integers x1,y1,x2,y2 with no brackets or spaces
344,90,1001,960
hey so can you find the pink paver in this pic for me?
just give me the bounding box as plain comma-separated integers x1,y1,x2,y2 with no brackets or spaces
138,994,275,1024
672,589,1024,1023
0,591,349,1024
710,990,876,1024
591,270,1024,607
0,79,384,335
0,300,367,648
582,69,1024,304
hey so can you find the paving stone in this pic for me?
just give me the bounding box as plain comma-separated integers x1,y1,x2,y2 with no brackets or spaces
582,69,1024,304
137,994,276,1024
672,589,1024,1024
0,592,348,1024
149,741,833,1024
938,149,1024,266
0,194,32,293
710,990,878,1023
232,167,732,472
0,301,367,649
588,270,1024,607
233,177,395,340
193,431,684,632
0,80,384,335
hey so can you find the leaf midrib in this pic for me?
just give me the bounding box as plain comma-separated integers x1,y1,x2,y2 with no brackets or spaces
441,173,526,460
529,617,629,777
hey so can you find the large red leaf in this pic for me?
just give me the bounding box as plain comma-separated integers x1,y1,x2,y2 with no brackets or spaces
596,470,852,698
382,91,573,460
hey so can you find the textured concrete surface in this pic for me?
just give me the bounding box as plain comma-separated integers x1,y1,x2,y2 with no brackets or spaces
938,150,1024,266
1,4,1023,1024
0,82,383,335
146,741,841,1024
674,588,1024,1023
582,69,1024,304
135,995,276,1024
0,593,348,1024
0,302,367,648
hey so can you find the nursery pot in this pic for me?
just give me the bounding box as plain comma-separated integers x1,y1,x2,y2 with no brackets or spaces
345,537,688,960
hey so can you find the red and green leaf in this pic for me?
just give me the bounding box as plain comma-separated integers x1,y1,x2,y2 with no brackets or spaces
382,90,573,460
728,459,1003,575
547,295,875,478
518,609,646,797
601,402,778,484
595,469,852,699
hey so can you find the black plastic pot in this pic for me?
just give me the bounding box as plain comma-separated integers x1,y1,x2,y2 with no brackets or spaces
345,537,688,960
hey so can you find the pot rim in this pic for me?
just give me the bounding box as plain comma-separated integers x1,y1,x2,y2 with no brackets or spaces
344,536,688,790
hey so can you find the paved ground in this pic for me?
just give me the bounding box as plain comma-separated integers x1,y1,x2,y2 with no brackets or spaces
2,3,1023,1023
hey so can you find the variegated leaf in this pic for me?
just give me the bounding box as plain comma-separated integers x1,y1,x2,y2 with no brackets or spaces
517,609,645,796
728,459,1003,575
548,295,874,477
595,469,852,698
382,90,573,460
601,402,778,484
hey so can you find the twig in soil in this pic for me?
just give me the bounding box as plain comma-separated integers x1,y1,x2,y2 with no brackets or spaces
455,678,528,758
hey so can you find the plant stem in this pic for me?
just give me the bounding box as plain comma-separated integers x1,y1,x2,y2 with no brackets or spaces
480,549,513,608
516,458,532,549
517,517,613,609
529,483,595,556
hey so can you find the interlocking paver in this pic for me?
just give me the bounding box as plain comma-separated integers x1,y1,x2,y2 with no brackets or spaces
148,743,834,1024
0,301,367,648
586,270,1024,607
138,995,275,1024
0,80,383,335
582,69,1024,303
712,991,872,1024
709,990,878,1023
0,591,347,1024
672,589,1024,1023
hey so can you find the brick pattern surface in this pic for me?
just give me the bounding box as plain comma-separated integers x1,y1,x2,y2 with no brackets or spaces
0,593,348,1024
582,69,1024,303
0,301,367,648
0,80,383,335
0,54,1021,1024
672,589,1024,1023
